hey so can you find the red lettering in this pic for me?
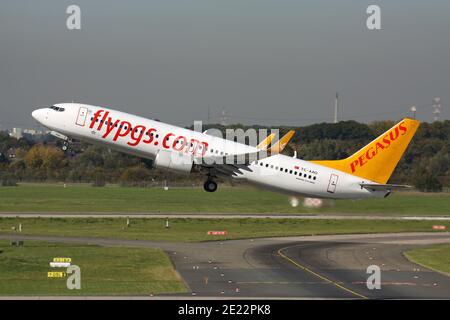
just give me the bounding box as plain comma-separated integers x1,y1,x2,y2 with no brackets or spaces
200,142,208,156
172,136,187,151
90,110,103,129
359,154,367,167
366,146,376,160
375,142,385,153
143,128,157,144
350,159,359,173
186,139,200,154
102,118,120,138
97,111,109,131
399,122,408,135
163,133,174,149
389,127,400,141
128,125,146,147
113,121,131,141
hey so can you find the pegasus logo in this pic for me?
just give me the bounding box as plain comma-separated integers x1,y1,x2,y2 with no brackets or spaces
350,122,408,173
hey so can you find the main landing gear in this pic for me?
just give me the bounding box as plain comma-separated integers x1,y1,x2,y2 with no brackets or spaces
61,140,74,152
203,180,218,193
62,141,71,151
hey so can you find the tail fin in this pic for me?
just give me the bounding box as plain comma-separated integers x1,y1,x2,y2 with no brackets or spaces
256,133,276,150
269,130,295,154
311,118,420,184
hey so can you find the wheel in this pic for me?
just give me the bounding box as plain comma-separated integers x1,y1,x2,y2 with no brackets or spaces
203,180,218,192
62,144,68,151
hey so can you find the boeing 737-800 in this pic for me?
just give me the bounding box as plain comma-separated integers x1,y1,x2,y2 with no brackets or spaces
32,103,420,199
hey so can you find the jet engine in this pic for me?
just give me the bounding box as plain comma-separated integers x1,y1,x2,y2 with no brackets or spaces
154,149,193,174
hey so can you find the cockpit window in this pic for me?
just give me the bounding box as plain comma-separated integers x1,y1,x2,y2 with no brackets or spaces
50,106,65,112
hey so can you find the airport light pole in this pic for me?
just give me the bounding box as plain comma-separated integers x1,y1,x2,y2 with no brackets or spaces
410,106,417,119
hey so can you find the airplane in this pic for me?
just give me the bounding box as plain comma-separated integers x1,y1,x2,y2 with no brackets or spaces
32,103,420,199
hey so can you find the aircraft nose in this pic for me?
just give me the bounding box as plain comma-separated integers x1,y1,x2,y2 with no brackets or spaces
32,108,45,123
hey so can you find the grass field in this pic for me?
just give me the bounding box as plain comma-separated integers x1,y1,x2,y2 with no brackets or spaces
0,217,449,242
405,244,450,276
0,185,449,215
0,240,186,295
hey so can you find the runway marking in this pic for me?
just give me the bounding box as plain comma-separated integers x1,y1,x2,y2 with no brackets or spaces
351,281,435,287
277,246,368,299
236,281,332,285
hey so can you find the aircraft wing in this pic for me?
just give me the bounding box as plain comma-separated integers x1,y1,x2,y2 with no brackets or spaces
359,183,412,191
195,149,270,167
196,130,295,177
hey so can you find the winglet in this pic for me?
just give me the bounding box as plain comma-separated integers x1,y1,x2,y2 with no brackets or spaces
256,133,276,150
269,130,295,154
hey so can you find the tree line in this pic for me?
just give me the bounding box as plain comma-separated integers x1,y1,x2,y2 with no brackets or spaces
0,120,448,191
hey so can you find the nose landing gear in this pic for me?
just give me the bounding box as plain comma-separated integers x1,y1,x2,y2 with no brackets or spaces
203,180,218,193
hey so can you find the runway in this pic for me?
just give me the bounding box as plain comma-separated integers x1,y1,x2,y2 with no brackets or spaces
1,212,450,220
1,232,449,299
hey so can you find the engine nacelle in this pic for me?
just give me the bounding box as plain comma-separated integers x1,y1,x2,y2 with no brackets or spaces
154,149,193,174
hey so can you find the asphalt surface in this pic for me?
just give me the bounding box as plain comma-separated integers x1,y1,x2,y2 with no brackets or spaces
1,232,450,299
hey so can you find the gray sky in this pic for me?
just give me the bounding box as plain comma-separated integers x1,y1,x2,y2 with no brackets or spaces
1,0,449,129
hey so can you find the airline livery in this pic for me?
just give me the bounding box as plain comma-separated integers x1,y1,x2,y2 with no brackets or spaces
32,103,420,199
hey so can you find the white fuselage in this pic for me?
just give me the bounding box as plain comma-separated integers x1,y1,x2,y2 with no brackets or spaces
32,103,387,199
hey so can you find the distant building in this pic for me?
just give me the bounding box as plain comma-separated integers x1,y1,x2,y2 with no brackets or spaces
10,128,23,139
9,128,47,139
23,129,39,135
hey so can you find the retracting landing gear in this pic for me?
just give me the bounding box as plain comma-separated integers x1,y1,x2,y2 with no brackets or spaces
203,180,218,193
62,141,71,151
61,140,74,152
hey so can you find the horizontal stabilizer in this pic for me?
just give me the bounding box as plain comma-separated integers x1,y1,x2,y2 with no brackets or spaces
360,183,412,191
